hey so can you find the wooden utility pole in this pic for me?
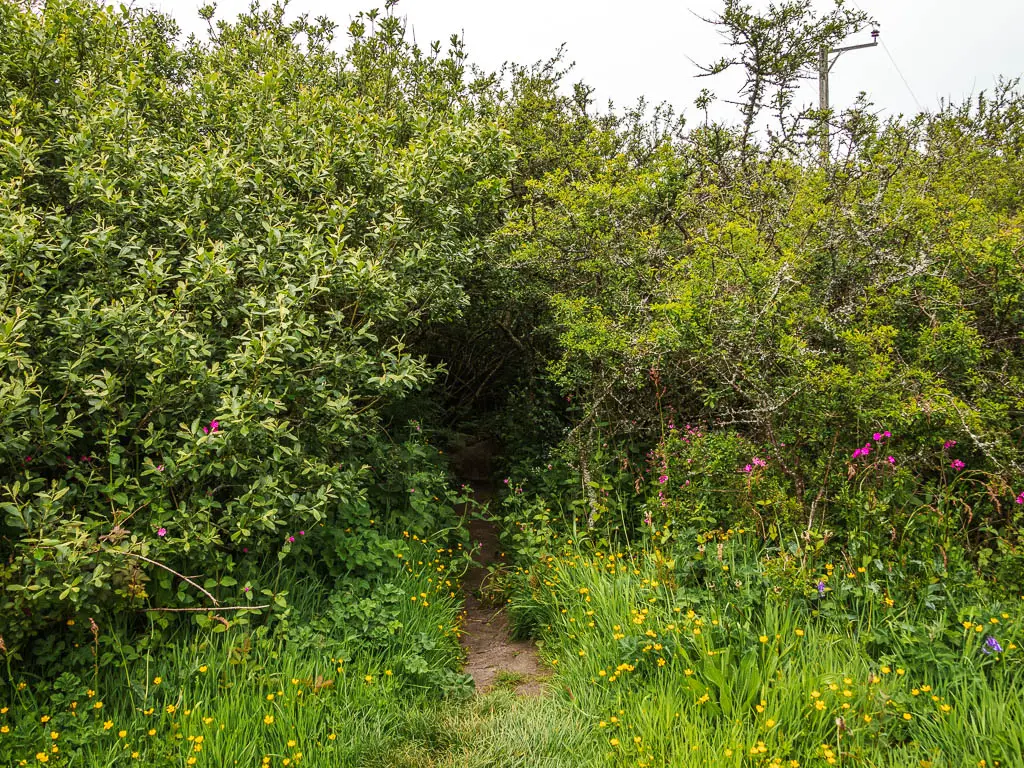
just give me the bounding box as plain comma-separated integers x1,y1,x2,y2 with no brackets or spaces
818,29,879,158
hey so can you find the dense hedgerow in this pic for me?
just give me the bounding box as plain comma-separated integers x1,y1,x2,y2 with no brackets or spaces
486,50,1024,588
0,0,510,654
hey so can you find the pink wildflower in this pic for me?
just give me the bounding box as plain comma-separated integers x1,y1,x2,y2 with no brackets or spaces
287,536,295,543
658,474,668,484
951,459,965,471
943,440,957,450
157,527,167,537
887,456,896,466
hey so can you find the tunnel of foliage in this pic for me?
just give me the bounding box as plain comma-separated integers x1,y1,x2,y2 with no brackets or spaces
2,0,1024,688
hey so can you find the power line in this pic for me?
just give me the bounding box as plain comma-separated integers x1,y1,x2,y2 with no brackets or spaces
847,0,924,112
881,39,923,112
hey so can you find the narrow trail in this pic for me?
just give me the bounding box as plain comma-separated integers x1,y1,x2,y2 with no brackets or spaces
451,438,546,696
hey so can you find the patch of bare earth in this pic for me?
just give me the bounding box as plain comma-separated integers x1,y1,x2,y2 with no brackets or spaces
451,438,546,697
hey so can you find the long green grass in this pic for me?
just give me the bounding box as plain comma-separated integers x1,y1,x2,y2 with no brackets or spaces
0,538,470,767
5,529,1021,767
505,530,1024,767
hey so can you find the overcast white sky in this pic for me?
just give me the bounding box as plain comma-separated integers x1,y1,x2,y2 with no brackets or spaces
155,0,1024,124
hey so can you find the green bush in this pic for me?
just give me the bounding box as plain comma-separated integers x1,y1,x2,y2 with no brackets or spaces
0,0,510,654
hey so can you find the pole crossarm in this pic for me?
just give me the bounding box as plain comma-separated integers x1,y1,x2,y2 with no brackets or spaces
831,41,879,54
828,41,878,71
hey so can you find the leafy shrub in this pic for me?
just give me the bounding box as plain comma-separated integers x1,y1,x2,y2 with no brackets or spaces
0,0,510,654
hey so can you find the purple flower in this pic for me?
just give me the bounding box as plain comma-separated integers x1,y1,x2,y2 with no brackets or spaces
887,456,896,466
203,419,220,435
873,432,883,442
852,443,872,459
816,581,826,596
298,530,305,536
658,474,668,484
743,465,752,473
982,636,1003,655
752,457,767,468
287,535,295,543
157,527,167,537
951,459,965,471
1016,492,1024,505
943,440,957,450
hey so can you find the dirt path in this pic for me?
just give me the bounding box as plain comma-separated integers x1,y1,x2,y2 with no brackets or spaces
451,438,546,696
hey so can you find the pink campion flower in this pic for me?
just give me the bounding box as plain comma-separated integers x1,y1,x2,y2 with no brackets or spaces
852,442,872,459
743,465,752,473
887,456,896,466
658,474,669,484
287,536,295,543
157,528,167,537
951,459,965,471
1016,492,1024,505
943,440,957,450
753,457,767,468
873,432,883,441
156,464,164,472
298,530,305,536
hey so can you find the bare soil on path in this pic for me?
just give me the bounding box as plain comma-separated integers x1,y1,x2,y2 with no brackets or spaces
451,438,546,696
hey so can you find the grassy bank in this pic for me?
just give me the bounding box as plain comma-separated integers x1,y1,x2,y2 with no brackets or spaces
505,531,1024,767
0,538,469,767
